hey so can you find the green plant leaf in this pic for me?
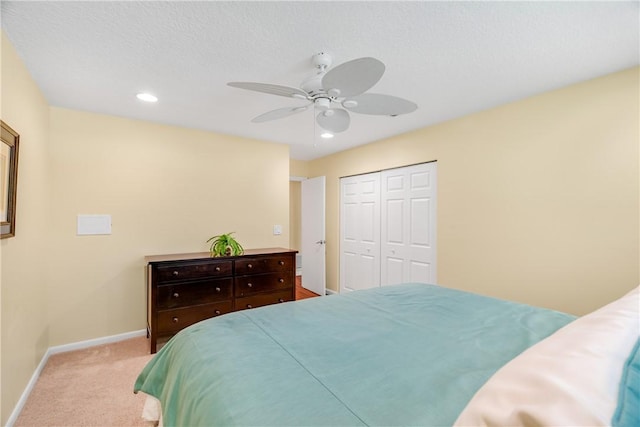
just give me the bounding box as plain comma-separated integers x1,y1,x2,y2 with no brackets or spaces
207,232,243,257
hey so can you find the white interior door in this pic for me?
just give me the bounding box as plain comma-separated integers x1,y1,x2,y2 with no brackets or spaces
301,176,326,296
381,162,437,286
340,173,381,293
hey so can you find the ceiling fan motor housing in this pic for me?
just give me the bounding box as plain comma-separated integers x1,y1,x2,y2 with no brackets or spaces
315,97,331,111
300,73,325,95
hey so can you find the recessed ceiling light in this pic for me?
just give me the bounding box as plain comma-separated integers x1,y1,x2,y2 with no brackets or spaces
136,93,158,102
320,132,334,139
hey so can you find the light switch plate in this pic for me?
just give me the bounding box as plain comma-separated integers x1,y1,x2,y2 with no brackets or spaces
273,224,282,235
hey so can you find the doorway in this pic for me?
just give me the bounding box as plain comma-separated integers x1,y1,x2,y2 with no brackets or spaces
289,175,326,297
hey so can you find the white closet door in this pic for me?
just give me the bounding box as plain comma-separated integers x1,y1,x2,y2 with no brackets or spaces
340,172,381,293
381,162,437,286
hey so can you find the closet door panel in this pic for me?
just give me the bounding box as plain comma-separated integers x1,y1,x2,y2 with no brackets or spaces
385,199,404,243
409,260,431,283
382,163,437,286
383,256,405,286
340,173,381,292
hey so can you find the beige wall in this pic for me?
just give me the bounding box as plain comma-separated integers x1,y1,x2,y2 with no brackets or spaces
47,108,291,346
1,32,291,423
289,158,310,178
289,181,302,251
309,67,639,316
1,32,51,423
288,159,309,252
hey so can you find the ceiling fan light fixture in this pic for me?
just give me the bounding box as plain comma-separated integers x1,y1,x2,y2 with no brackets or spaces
320,132,334,139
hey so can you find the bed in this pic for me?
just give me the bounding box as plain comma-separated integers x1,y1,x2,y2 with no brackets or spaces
134,283,639,426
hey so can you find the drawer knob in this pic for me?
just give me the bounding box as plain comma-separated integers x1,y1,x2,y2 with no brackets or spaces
278,278,284,283
247,304,253,309
279,260,285,266
215,287,221,292
247,283,253,288
214,310,221,315
247,264,253,269
173,292,179,298
172,270,179,276
172,317,179,323
215,266,221,272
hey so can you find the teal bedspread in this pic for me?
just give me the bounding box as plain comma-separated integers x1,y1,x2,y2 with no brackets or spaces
134,283,575,426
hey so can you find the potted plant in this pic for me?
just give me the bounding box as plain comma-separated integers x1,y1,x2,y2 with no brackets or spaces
207,232,244,257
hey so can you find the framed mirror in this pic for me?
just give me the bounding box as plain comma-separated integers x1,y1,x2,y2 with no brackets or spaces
1,120,19,238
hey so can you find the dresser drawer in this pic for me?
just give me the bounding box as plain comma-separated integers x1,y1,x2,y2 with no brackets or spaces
156,260,232,282
235,273,293,297
235,255,294,275
235,290,293,311
157,301,233,333
157,278,232,309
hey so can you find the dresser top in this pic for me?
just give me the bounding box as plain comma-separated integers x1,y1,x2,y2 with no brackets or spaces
145,247,297,263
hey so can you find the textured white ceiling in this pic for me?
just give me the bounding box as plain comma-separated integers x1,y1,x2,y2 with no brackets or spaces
2,1,638,160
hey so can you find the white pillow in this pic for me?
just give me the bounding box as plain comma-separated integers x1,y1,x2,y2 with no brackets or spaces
454,286,640,427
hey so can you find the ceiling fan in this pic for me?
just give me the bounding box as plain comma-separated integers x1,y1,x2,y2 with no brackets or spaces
227,52,418,134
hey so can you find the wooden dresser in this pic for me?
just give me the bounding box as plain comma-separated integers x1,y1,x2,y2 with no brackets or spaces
145,248,297,353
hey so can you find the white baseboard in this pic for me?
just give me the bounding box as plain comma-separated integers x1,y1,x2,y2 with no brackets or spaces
5,345,52,427
48,329,146,355
5,329,147,427
325,288,337,295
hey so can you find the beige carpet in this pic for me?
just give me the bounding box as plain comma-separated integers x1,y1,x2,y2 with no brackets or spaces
15,336,155,427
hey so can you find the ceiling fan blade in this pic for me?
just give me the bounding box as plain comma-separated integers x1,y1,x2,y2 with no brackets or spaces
252,105,309,123
342,93,418,116
321,57,385,98
316,108,350,133
228,82,309,99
